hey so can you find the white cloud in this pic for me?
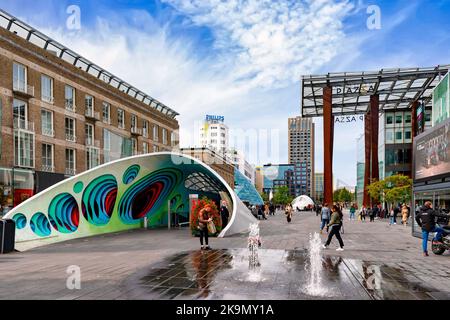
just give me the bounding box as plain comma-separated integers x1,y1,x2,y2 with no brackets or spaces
162,0,356,89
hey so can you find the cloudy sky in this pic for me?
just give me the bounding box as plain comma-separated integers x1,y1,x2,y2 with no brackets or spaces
2,0,450,186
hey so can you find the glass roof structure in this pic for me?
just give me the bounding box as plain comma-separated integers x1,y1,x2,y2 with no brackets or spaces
301,65,450,117
234,168,264,206
0,10,178,119
185,172,224,193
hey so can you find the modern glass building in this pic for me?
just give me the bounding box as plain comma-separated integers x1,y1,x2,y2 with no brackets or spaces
263,163,309,198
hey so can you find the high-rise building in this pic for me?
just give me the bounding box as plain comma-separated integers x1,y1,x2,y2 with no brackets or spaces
255,166,264,194
0,10,179,210
198,115,228,154
262,163,310,198
288,116,315,197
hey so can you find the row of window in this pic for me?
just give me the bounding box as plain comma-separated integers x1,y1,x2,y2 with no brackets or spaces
13,62,172,144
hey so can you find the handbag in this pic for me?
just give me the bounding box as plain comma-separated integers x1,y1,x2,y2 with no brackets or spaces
207,220,216,234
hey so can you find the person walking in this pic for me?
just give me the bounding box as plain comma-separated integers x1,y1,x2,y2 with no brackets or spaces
285,204,293,223
198,206,212,250
388,206,395,225
323,205,344,251
264,203,270,219
257,205,267,220
269,203,275,216
415,201,450,256
320,203,331,233
349,204,356,221
401,204,409,226
393,205,400,224
220,200,230,229
370,205,377,222
359,206,367,222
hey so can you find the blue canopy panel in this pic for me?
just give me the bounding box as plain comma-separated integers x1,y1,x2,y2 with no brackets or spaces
234,168,264,206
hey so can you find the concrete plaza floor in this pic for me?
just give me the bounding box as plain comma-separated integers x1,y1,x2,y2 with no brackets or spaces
0,210,449,300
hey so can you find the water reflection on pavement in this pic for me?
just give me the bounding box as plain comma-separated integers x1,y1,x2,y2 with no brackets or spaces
122,249,449,300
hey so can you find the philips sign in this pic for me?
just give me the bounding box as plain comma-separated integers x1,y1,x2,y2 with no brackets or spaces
206,115,225,122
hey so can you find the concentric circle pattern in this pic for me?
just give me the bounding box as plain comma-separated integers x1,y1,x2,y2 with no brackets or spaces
118,168,181,224
82,175,118,226
123,165,141,184
12,213,27,229
30,212,51,237
48,193,80,233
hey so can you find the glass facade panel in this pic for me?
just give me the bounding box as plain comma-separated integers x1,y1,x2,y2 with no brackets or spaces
103,129,132,163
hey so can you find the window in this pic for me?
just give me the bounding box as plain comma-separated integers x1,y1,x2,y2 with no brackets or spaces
386,115,394,126
41,109,54,137
131,114,137,130
404,129,412,142
13,99,30,130
395,114,403,124
153,145,159,152
143,120,149,137
395,130,403,143
171,132,177,147
85,95,94,115
65,117,76,142
162,128,167,145
102,102,110,123
42,143,54,172
405,114,412,125
118,108,125,129
15,131,34,168
86,147,99,170
65,85,75,111
65,148,76,175
131,138,138,155
153,125,159,142
13,62,27,92
143,142,148,154
386,128,394,144
85,123,94,145
41,75,53,103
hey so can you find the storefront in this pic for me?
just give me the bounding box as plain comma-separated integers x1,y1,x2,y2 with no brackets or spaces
0,167,34,216
412,116,450,237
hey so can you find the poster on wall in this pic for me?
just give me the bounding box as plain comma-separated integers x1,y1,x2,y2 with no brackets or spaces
414,116,450,181
432,72,450,126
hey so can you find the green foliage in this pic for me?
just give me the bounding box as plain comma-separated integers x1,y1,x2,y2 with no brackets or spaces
260,191,269,203
366,174,412,206
333,187,354,203
272,186,293,205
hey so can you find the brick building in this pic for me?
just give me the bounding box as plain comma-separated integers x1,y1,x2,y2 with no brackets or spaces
0,10,179,212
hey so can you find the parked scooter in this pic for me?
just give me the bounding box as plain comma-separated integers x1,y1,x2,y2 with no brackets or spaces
431,212,450,255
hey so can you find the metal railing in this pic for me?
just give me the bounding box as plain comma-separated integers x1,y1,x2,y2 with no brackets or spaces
42,95,54,104
65,133,76,142
13,118,35,132
65,100,76,112
41,127,54,137
131,127,142,135
65,168,76,176
85,138,100,147
13,81,34,96
85,109,100,120
41,165,54,173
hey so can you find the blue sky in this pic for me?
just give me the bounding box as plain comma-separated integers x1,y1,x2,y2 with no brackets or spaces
2,0,450,186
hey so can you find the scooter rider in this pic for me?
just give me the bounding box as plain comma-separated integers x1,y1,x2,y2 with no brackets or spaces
415,201,450,256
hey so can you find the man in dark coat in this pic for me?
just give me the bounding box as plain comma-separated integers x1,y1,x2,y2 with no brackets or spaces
220,200,230,229
415,201,449,256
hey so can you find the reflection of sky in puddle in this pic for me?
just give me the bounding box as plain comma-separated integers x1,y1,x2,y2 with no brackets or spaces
122,249,446,300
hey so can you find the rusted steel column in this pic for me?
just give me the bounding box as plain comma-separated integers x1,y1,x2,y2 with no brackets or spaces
370,95,380,208
363,109,371,208
323,86,334,205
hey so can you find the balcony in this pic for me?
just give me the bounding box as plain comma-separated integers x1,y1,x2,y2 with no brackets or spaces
85,109,100,121
131,127,142,136
42,127,55,137
41,165,55,173
13,119,35,132
13,81,34,98
65,168,76,176
42,95,54,104
85,137,100,148
65,100,76,113
65,133,77,143
103,118,111,125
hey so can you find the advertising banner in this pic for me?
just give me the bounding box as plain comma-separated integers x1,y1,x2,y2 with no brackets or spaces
414,116,450,181
432,72,450,126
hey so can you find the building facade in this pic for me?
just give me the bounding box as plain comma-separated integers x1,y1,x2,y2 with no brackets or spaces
262,163,310,198
255,166,263,194
0,11,179,213
314,173,324,203
180,147,234,189
288,116,315,197
198,115,228,154
229,149,255,185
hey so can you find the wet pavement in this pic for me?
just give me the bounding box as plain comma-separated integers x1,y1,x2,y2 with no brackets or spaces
121,249,449,300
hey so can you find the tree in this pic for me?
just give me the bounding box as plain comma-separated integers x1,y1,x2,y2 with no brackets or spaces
272,186,293,205
260,192,269,203
366,174,412,208
333,188,354,203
